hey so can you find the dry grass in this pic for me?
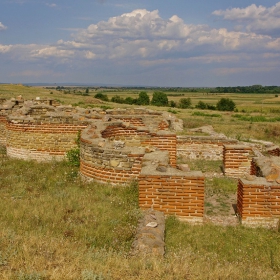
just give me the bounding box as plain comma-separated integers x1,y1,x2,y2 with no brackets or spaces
0,158,279,279
1,85,280,279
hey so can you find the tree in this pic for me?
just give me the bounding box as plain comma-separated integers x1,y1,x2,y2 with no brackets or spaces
151,92,169,106
85,88,89,94
137,91,150,105
216,98,236,111
178,98,192,109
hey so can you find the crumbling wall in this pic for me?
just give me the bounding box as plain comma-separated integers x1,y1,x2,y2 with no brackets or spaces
177,136,237,160
80,122,177,183
0,115,7,146
6,119,88,161
267,146,280,157
80,126,145,184
138,151,204,223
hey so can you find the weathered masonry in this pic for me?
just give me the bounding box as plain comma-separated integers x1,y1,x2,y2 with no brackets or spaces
5,104,96,161
237,157,280,229
223,145,254,178
1,97,280,227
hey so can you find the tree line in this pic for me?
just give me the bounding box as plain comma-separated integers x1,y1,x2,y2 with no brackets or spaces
94,91,236,111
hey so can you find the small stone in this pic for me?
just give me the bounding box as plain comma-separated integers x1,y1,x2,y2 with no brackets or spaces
156,165,167,172
146,222,158,228
98,141,105,147
245,174,255,181
110,159,120,167
177,164,190,172
113,140,125,149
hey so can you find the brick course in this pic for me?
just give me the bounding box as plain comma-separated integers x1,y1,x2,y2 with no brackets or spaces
223,145,254,177
139,173,204,222
177,136,237,160
237,178,280,228
6,120,87,161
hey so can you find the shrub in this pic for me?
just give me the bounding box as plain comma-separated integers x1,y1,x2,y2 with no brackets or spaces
151,92,169,106
111,95,124,104
196,101,207,109
178,98,191,109
137,91,150,105
124,97,137,105
94,93,109,102
169,100,176,107
216,98,236,111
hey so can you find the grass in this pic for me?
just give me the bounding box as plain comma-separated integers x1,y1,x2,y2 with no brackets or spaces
0,158,279,279
1,84,280,278
165,216,280,280
192,111,222,118
233,114,280,122
178,159,222,173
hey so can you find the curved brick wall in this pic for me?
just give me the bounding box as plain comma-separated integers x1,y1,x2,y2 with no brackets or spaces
0,115,7,146
80,122,177,184
6,119,88,161
101,123,177,167
80,142,144,184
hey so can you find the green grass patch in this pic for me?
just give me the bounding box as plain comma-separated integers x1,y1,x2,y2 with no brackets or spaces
192,111,222,118
165,216,280,279
206,177,238,194
178,159,222,173
233,114,280,122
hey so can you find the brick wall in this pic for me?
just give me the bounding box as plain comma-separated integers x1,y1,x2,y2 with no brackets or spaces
237,178,280,228
101,124,177,167
223,145,254,177
142,134,177,167
6,120,87,161
139,173,204,223
0,115,7,146
177,136,238,160
267,146,280,157
80,137,144,184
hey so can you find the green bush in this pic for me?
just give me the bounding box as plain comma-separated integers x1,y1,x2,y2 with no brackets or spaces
196,101,207,109
216,98,236,111
124,97,137,105
94,93,109,102
178,98,191,109
111,95,124,103
137,91,150,105
151,92,169,106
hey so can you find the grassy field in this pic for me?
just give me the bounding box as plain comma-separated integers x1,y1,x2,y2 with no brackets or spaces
1,84,280,279
0,157,280,279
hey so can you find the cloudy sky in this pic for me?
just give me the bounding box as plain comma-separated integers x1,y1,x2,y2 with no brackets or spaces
1,0,280,87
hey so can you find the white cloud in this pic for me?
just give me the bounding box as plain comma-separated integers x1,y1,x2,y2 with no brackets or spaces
0,22,7,30
213,2,280,35
46,3,57,8
0,45,12,53
31,46,74,58
1,7,280,85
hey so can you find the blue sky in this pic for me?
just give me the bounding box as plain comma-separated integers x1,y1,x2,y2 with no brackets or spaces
1,0,280,86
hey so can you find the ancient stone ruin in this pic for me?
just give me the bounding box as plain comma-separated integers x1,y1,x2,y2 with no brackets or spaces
1,97,280,229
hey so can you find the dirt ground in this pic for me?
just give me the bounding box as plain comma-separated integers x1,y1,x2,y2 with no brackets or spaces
203,172,239,226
